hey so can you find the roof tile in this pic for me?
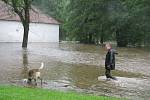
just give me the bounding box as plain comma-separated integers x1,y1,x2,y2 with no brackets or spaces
0,1,59,24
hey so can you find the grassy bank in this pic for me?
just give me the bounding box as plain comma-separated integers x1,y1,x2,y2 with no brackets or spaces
0,86,125,100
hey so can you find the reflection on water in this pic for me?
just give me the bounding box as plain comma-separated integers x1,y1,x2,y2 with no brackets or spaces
22,48,29,79
0,43,150,100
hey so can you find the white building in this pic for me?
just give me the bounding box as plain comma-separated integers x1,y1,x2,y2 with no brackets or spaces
0,1,59,42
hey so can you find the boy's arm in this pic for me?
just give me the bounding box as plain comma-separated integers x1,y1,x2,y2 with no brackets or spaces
110,51,113,65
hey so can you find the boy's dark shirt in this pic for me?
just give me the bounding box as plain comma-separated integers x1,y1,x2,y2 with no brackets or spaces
105,49,117,70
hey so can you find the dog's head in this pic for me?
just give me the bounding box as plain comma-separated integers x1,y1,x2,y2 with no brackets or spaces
22,79,28,84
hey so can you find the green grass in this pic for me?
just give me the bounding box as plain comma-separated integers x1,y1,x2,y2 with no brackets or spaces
0,86,125,100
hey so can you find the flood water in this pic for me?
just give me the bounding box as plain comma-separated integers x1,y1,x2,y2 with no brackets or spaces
0,43,150,100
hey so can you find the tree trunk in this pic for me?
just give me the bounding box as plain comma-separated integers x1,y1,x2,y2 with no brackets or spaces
22,0,30,48
2,0,31,48
88,33,92,44
116,30,128,47
100,25,104,45
100,33,104,44
22,24,29,48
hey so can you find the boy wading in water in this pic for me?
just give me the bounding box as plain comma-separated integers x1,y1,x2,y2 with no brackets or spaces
105,43,118,80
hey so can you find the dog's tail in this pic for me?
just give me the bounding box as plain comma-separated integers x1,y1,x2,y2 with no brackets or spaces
39,62,44,70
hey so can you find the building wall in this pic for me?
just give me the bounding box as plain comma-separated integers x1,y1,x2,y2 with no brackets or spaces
0,20,59,42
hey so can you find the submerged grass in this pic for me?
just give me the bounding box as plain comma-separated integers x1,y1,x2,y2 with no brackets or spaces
0,85,125,100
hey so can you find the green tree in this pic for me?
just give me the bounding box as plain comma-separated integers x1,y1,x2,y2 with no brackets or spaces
113,0,150,47
33,0,150,47
65,0,113,44
2,0,33,48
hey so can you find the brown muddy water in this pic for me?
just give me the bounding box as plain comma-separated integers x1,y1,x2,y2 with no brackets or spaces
0,43,150,100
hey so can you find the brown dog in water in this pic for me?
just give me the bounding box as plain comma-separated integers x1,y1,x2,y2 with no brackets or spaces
27,62,44,86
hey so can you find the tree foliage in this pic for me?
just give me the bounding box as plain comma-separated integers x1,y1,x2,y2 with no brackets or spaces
34,0,150,47
114,0,150,46
65,0,112,44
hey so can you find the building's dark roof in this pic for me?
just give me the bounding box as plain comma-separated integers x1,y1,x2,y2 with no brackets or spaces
0,1,59,24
